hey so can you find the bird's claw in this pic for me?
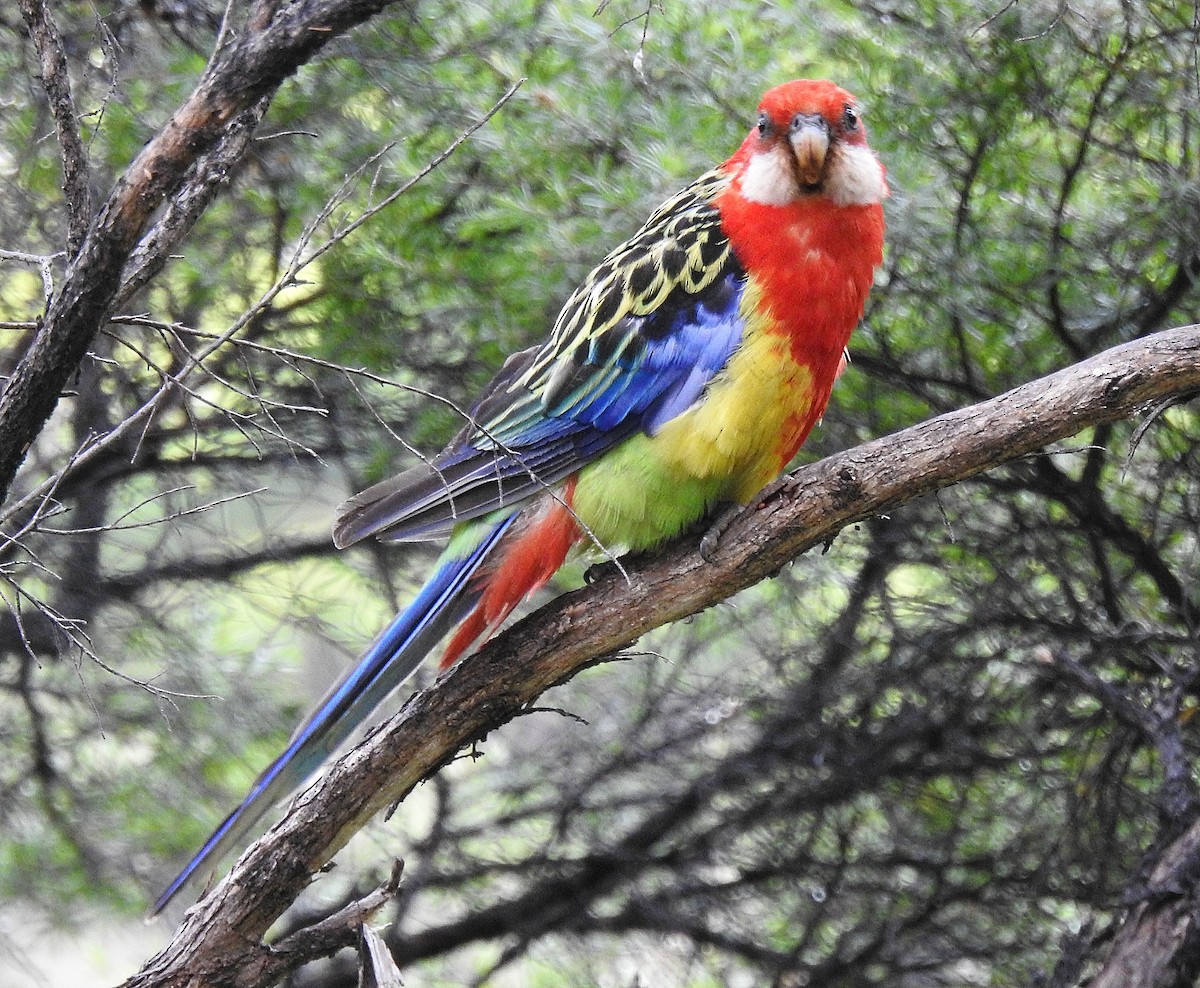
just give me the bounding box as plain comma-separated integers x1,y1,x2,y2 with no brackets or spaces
584,558,621,585
698,474,800,563
699,503,743,562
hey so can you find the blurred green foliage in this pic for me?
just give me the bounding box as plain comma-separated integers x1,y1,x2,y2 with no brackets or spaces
1,0,1199,985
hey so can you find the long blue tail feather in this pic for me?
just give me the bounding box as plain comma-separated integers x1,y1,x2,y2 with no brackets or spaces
149,515,514,917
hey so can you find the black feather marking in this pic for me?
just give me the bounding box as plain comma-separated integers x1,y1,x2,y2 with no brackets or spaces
588,326,625,366
698,233,728,274
659,241,686,283
621,330,647,364
626,260,659,305
589,288,626,337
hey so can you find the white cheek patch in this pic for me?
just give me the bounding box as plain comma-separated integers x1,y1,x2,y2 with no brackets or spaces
825,143,887,206
740,146,799,206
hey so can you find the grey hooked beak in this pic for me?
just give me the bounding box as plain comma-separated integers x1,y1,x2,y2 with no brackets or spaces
790,114,831,188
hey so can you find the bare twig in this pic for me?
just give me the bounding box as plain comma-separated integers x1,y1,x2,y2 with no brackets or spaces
255,863,405,983
0,249,65,306
42,485,269,535
0,79,523,538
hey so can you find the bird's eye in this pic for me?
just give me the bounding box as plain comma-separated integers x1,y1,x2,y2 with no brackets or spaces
757,112,771,136
842,104,859,131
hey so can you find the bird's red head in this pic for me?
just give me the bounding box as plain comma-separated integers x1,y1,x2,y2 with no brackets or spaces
725,79,887,209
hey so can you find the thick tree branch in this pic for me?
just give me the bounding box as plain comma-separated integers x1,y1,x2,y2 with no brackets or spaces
19,0,91,256
128,323,1200,988
1088,814,1200,988
115,97,273,306
0,0,405,506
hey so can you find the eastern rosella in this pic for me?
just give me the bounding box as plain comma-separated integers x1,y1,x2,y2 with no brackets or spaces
153,79,886,916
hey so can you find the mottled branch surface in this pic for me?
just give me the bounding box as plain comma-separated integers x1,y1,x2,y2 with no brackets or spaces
126,322,1200,988
1,0,403,505
1088,814,1200,988
19,0,91,255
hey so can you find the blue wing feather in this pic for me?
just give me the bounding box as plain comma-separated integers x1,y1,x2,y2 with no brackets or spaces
335,269,747,547
150,516,515,916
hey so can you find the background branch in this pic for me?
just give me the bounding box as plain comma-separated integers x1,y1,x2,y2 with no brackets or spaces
18,0,91,256
1089,814,1200,988
0,0,406,505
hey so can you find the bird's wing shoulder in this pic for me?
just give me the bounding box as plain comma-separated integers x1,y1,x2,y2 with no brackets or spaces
475,168,744,446
495,167,740,435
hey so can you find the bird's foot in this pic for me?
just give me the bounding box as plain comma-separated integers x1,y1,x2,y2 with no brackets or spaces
698,474,800,562
699,503,741,562
584,557,622,585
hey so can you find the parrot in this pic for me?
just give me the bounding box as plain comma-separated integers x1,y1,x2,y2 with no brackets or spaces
152,78,887,917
